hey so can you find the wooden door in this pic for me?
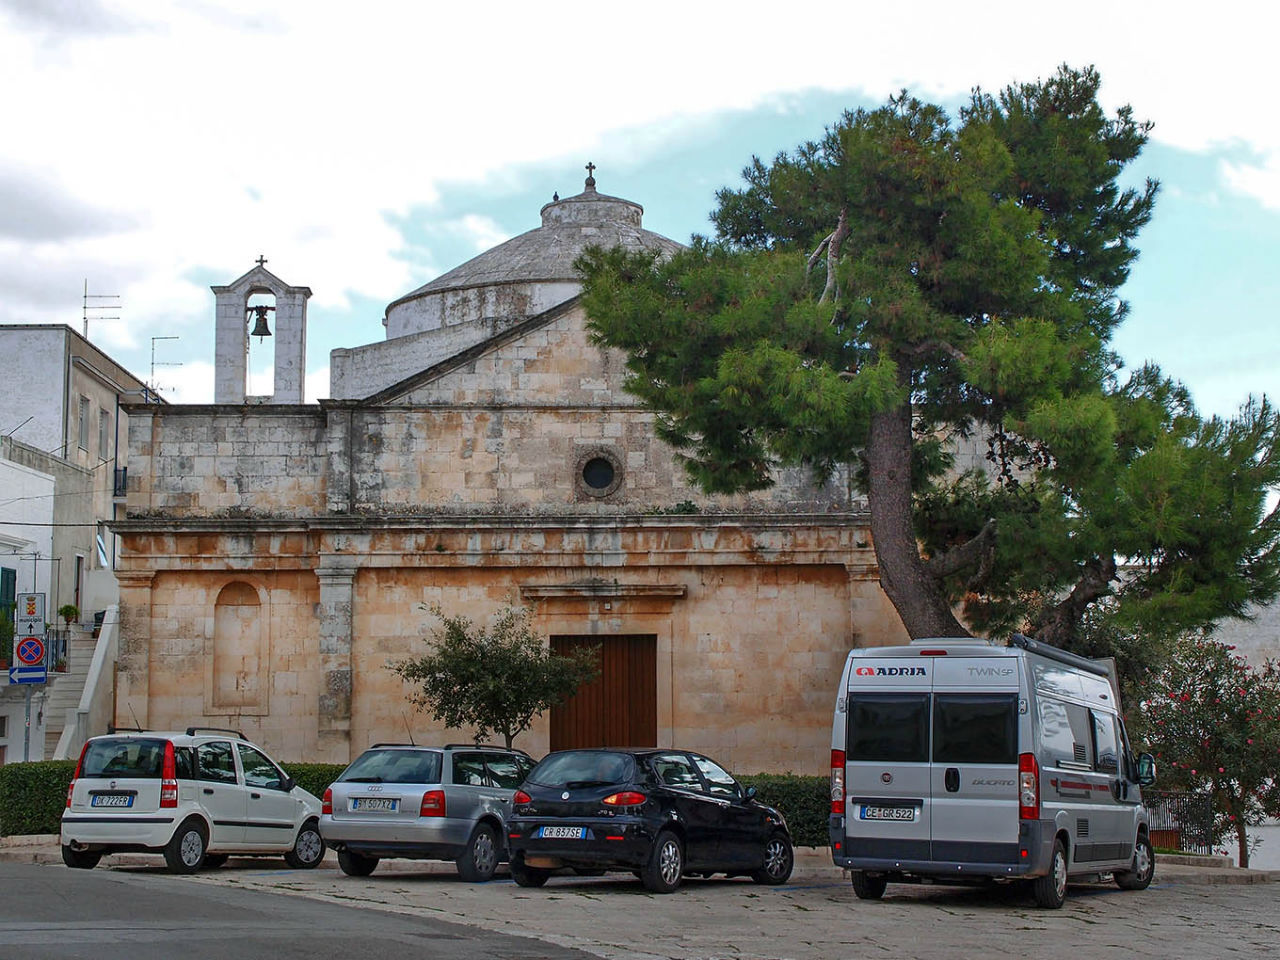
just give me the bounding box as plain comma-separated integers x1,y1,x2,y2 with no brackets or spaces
550,635,656,750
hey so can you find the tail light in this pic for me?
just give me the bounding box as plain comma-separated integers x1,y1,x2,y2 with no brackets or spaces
602,791,646,807
420,789,446,817
512,790,531,805
160,741,179,808
67,741,91,807
830,749,846,815
1018,752,1040,820
322,788,332,815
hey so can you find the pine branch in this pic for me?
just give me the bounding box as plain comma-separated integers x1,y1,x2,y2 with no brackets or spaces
818,207,849,305
923,517,997,580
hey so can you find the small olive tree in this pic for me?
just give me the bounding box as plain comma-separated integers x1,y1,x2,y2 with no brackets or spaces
391,604,598,749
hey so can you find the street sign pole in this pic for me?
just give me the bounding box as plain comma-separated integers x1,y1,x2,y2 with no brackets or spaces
23,686,31,762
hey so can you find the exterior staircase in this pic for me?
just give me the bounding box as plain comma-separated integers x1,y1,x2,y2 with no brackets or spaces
44,627,99,759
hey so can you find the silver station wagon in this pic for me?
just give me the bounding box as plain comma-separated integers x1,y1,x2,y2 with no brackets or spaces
319,743,535,881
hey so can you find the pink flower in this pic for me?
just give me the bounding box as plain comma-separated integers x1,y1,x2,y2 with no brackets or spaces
1219,767,1225,773
1191,769,1197,775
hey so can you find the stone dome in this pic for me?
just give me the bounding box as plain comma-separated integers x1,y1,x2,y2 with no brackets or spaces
382,173,683,339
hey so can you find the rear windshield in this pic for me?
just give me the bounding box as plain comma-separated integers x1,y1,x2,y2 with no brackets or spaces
340,749,441,785
80,738,167,778
527,751,634,788
847,694,929,763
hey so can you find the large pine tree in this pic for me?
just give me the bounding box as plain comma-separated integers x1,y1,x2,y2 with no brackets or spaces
579,66,1280,653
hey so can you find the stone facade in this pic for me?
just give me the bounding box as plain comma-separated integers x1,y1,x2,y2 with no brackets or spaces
113,176,909,774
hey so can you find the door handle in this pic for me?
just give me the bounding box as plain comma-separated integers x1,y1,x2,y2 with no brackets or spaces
251,792,261,799
203,788,214,795
944,768,960,793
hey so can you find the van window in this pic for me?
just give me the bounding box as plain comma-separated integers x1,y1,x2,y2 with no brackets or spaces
1038,698,1093,767
847,695,929,763
933,694,1018,764
1091,711,1119,774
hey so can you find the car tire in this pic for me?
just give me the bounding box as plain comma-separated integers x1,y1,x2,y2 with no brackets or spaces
164,818,207,874
337,849,379,877
456,823,499,882
61,844,101,870
202,854,229,869
510,860,550,888
641,830,684,894
284,819,326,869
850,871,887,900
1115,834,1155,891
1032,838,1069,909
751,833,794,885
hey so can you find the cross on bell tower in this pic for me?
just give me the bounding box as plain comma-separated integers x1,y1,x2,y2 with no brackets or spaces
584,161,596,190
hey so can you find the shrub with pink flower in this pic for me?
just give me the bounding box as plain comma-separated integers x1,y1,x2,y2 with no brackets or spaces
1140,636,1280,868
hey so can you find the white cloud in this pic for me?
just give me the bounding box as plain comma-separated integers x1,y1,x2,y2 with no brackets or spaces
1,1,1276,405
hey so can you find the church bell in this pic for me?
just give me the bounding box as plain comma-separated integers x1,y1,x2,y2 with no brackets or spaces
247,304,274,340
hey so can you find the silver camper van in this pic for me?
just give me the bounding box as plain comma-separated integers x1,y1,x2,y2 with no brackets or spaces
829,634,1157,908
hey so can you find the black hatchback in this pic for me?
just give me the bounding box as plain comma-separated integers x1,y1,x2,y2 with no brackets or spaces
506,748,793,893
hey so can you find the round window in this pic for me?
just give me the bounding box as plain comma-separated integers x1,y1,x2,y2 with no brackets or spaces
582,457,615,490
575,447,623,498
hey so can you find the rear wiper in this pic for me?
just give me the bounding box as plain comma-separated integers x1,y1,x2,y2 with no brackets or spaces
344,776,383,783
565,779,613,789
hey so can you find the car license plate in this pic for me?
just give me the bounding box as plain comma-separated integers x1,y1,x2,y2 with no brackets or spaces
538,826,586,839
91,794,134,808
352,797,398,812
860,805,915,821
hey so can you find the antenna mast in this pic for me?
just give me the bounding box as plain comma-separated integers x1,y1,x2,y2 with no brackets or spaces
82,280,121,339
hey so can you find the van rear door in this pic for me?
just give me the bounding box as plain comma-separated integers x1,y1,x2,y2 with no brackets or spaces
929,656,1022,866
841,662,932,862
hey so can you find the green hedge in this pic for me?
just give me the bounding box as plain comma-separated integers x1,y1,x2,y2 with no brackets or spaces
282,762,347,801
0,760,76,836
740,773,829,847
1,760,831,850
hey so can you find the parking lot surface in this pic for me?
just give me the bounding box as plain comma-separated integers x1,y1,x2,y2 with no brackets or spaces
192,852,1280,960
4,841,1276,960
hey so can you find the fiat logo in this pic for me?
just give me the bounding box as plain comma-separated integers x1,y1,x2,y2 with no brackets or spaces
109,781,117,790
561,791,570,800
881,772,893,784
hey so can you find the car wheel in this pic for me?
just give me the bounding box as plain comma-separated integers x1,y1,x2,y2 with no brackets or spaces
61,844,101,870
510,860,550,888
751,833,794,885
164,819,207,874
850,871,887,900
337,849,379,877
284,819,325,869
1032,838,1069,909
456,823,499,882
1115,834,1155,891
202,854,229,869
642,830,684,894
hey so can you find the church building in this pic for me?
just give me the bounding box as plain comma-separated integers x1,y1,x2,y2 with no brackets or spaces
112,170,907,772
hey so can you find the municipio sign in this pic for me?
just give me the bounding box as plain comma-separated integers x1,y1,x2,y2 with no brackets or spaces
15,592,46,637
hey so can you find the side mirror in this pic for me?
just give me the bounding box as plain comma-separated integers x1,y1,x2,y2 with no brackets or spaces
280,776,296,792
1136,753,1156,787
744,785,757,801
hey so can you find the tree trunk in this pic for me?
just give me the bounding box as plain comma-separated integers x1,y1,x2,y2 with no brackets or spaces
1235,812,1250,869
865,377,971,640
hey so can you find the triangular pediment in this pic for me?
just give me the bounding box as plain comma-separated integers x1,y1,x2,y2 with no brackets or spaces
362,295,627,407
211,263,312,298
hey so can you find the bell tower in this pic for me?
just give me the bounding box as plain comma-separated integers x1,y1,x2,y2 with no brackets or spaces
212,257,311,404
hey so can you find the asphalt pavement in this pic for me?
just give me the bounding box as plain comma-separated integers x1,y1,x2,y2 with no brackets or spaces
4,837,1278,960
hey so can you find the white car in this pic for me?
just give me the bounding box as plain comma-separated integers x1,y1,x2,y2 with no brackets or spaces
61,727,325,874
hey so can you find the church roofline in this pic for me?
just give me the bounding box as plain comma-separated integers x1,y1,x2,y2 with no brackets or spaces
211,262,312,297
362,294,585,405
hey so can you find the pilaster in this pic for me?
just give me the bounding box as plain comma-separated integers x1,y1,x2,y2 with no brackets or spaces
315,560,356,758
114,570,156,729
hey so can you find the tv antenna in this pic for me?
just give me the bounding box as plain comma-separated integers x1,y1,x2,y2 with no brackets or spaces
150,336,182,392
82,280,121,339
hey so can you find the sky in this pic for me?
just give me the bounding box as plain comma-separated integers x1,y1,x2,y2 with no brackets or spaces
0,0,1276,425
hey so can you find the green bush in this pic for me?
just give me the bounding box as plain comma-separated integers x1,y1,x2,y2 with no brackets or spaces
740,773,830,847
281,762,347,801
0,760,76,836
